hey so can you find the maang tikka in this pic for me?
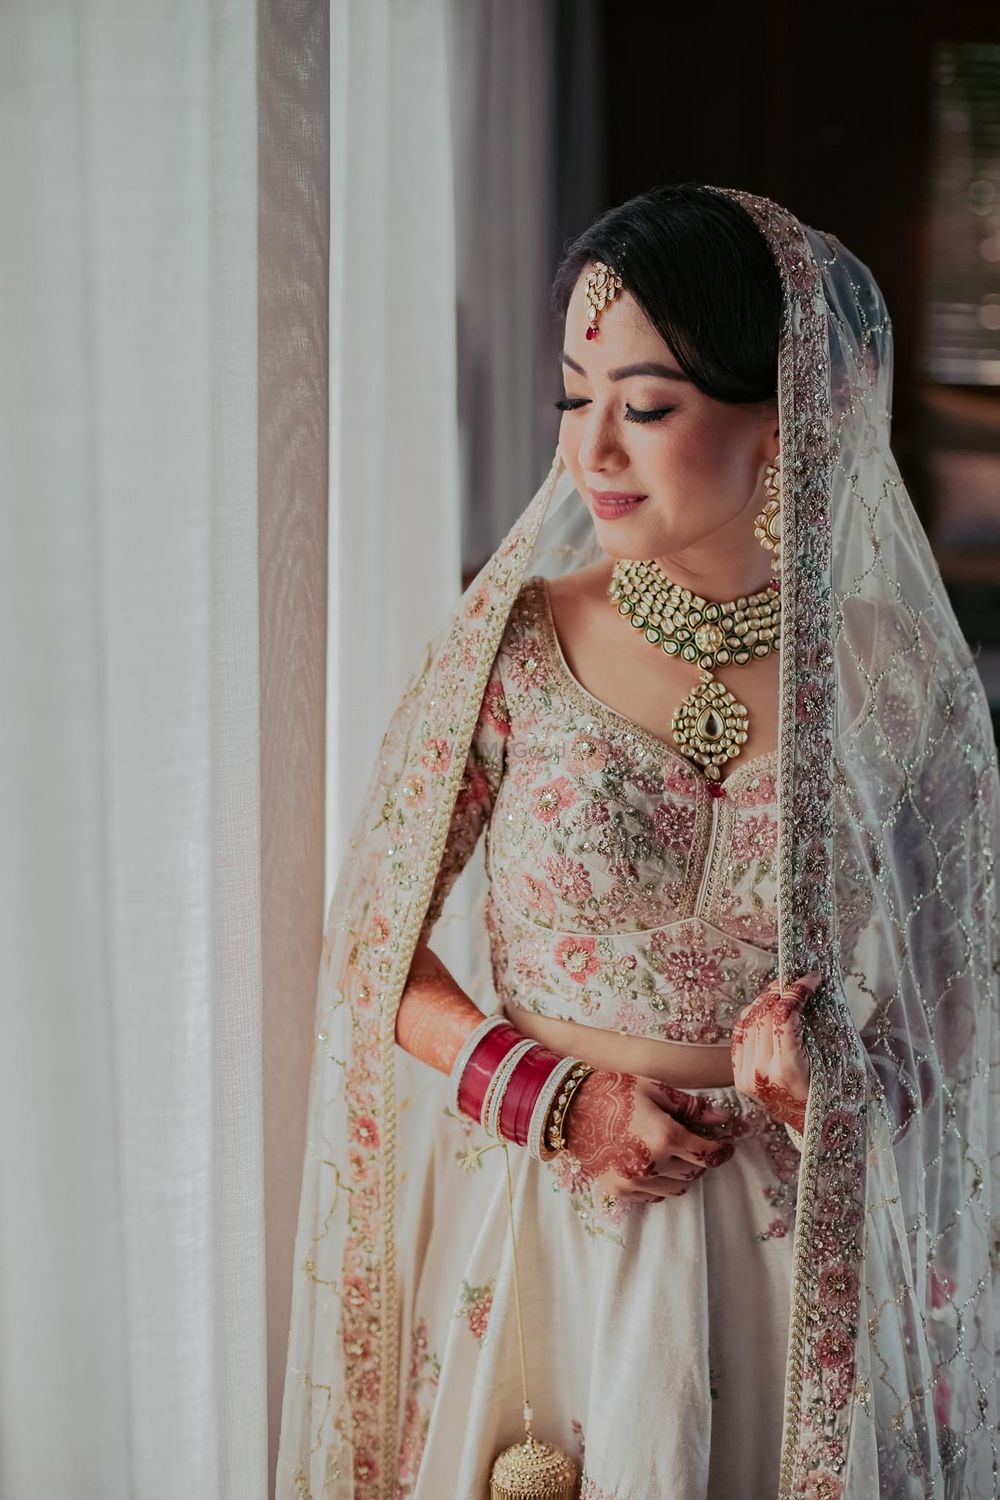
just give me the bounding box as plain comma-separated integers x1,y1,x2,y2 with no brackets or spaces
584,260,623,340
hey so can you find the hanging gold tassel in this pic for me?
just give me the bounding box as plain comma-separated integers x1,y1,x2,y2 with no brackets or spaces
488,1142,578,1499
490,1432,577,1499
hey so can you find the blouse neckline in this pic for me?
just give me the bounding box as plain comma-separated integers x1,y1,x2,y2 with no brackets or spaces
532,574,779,795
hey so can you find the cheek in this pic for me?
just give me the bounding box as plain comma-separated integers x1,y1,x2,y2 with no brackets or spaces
559,411,581,448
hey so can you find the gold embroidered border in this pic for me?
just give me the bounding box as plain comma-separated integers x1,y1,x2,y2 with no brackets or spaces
376,455,564,1497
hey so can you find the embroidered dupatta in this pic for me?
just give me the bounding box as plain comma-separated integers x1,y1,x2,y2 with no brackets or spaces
276,189,1000,1500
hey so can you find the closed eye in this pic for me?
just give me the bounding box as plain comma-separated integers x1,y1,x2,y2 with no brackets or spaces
552,397,674,425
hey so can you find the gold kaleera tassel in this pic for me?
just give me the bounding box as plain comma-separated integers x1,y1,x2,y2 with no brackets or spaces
489,1142,577,1499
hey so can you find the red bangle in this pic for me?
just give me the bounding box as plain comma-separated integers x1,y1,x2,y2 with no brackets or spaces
456,1023,525,1123
500,1043,566,1146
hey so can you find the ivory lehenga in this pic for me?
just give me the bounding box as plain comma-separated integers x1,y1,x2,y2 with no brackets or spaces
275,189,1000,1499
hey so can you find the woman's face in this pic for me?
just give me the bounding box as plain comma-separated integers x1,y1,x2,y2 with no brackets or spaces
558,267,780,595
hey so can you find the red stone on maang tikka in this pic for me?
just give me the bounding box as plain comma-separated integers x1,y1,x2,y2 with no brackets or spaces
584,260,623,340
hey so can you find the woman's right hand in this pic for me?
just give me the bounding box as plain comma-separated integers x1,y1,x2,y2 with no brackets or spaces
562,1069,737,1204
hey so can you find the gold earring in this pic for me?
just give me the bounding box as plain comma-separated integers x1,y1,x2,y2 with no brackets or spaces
584,260,623,340
754,454,781,575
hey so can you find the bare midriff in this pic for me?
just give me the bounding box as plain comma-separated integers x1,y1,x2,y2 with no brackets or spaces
503,1001,737,1088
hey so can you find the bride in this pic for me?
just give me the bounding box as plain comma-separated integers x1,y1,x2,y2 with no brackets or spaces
276,184,1000,1500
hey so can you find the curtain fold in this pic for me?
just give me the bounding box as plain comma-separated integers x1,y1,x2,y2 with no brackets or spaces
0,5,266,1497
326,0,461,901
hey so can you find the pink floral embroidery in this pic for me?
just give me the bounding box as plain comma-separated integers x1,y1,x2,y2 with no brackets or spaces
507,635,551,691
663,761,700,797
820,1109,860,1152
549,1149,590,1196
730,812,778,863
815,1327,854,1369
510,948,549,991
395,1317,441,1494
531,775,577,822
481,676,510,736
517,871,557,923
368,913,390,945
651,799,696,851
544,853,594,904
421,736,452,774
819,1261,860,1309
553,935,601,981
353,1448,379,1489
565,731,611,775
455,1279,494,1345
464,585,489,619
795,680,825,724
651,944,723,998
736,768,777,804
800,1474,843,1500
351,1114,379,1148
580,1477,618,1499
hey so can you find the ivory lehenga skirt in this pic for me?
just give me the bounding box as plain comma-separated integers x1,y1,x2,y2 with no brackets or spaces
393,1056,798,1500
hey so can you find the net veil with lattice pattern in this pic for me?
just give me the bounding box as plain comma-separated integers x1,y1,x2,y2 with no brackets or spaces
275,190,999,1500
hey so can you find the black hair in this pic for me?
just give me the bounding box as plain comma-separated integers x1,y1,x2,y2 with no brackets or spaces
550,183,783,405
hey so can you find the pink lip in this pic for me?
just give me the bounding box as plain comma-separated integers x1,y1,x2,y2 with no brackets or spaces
589,489,647,518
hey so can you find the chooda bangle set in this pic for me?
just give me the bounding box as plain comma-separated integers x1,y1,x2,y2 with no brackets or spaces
449,1012,594,1161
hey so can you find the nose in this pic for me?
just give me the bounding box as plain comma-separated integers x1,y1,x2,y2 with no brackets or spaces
575,402,627,474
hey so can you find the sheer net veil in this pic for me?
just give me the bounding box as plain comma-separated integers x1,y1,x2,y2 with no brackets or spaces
275,189,999,1499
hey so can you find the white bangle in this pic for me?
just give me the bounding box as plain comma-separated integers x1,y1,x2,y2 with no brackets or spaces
527,1054,584,1161
785,1121,804,1151
483,1039,538,1139
448,1013,509,1118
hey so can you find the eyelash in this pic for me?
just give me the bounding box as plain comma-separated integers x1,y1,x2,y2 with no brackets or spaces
552,397,674,425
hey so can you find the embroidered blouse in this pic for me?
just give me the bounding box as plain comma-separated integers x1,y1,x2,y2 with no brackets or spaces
419,573,784,1048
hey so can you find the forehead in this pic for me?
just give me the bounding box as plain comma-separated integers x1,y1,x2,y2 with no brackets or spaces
564,274,670,360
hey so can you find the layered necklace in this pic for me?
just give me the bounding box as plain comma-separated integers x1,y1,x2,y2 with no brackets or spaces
607,558,781,783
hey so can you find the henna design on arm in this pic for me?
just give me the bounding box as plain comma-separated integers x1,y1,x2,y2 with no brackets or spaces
563,1071,654,1183
732,976,815,1130
394,943,484,1074
752,1072,807,1132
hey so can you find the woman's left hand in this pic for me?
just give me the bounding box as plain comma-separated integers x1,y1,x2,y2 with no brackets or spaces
730,973,820,1132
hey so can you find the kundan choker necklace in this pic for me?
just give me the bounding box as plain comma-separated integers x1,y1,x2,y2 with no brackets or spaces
608,558,781,782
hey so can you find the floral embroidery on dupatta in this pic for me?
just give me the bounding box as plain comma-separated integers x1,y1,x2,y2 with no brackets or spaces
579,1476,619,1499
455,1278,494,1346
395,1318,441,1496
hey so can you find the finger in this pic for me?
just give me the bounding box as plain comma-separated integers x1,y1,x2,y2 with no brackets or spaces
735,979,782,1032
644,1164,706,1189
649,1083,734,1127
735,1006,771,1096
771,1000,804,1057
667,1129,736,1169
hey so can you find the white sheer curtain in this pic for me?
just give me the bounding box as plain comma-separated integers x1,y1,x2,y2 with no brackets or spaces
0,5,266,1498
325,0,462,899
0,2,582,1494
448,0,556,573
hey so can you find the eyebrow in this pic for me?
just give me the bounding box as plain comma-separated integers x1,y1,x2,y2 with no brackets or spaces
561,352,691,382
